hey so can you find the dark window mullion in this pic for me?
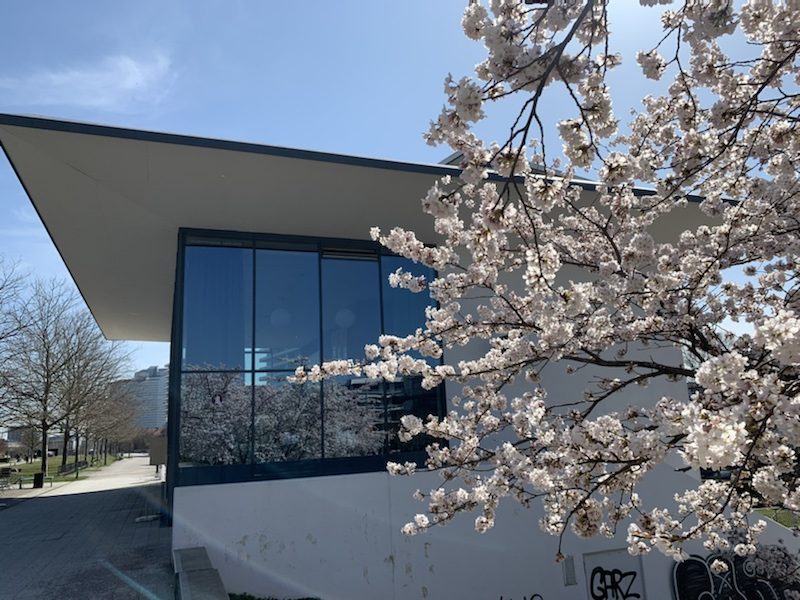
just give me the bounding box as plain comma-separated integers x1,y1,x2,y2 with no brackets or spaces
167,231,188,515
377,255,388,455
250,244,256,467
318,249,325,459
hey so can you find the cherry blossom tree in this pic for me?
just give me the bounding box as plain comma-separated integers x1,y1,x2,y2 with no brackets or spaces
294,0,800,565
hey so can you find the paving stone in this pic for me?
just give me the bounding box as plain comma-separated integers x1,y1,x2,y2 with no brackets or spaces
0,456,174,599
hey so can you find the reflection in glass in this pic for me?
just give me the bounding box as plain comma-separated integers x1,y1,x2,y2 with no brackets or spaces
323,376,385,458
381,256,436,338
178,238,446,476
381,256,442,452
179,372,252,466
386,375,441,454
183,246,252,370
255,250,320,369
253,374,321,463
322,257,381,361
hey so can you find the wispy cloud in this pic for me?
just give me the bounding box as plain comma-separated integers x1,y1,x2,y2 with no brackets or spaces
0,227,46,239
0,53,173,113
11,205,39,225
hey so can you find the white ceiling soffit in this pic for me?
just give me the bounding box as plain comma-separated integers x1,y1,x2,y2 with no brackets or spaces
0,116,454,342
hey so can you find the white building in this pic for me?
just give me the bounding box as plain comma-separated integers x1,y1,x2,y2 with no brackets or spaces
0,114,793,600
127,366,169,430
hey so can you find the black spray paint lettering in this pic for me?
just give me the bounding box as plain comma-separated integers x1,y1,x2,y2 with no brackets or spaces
498,595,543,600
589,566,641,600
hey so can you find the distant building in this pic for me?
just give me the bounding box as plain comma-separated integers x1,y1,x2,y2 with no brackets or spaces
126,366,169,429
5,425,41,456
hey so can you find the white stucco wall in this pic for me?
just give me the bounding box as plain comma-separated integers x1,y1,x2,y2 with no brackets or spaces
173,465,800,600
171,197,781,599
171,333,798,600
175,472,587,599
172,461,732,600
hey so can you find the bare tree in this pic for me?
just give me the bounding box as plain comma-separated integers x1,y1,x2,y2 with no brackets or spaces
89,382,140,463
58,312,129,470
0,257,24,345
0,280,76,474
16,426,40,461
0,257,26,414
0,280,128,475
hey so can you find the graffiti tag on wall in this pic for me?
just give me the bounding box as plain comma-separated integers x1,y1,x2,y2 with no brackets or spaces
589,566,641,599
672,550,800,600
584,548,647,600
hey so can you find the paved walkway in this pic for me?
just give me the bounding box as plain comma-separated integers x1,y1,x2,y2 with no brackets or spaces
0,455,174,599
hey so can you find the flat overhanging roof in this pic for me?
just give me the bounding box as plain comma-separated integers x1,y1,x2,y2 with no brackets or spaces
0,114,455,342
0,115,704,345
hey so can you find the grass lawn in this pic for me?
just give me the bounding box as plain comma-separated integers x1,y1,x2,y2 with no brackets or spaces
757,507,800,529
11,453,119,482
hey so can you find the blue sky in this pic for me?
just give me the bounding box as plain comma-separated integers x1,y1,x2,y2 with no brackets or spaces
0,2,696,373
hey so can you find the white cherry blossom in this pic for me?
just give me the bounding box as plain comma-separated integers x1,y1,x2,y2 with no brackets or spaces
296,0,800,562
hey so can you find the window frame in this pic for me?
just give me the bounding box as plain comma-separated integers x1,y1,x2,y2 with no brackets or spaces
167,228,446,490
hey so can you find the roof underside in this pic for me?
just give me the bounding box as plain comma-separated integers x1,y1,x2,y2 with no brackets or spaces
0,116,447,342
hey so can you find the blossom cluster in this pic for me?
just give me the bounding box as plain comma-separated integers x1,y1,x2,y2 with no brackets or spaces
294,0,800,562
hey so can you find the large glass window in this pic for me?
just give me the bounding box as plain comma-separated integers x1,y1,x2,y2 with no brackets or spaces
176,232,444,482
321,256,381,361
255,250,320,370
182,246,252,370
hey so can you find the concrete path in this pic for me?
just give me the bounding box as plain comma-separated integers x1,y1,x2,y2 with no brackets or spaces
0,455,174,599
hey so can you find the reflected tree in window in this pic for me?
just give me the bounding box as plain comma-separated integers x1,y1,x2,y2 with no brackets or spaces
322,377,385,458
253,377,384,462
180,372,251,466
253,377,321,463
181,372,384,466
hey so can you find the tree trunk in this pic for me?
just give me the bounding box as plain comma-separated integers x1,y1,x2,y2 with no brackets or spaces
74,431,80,477
40,422,49,475
61,420,70,469
83,434,89,461
103,438,108,465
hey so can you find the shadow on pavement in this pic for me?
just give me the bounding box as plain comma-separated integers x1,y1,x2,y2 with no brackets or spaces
0,483,173,599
